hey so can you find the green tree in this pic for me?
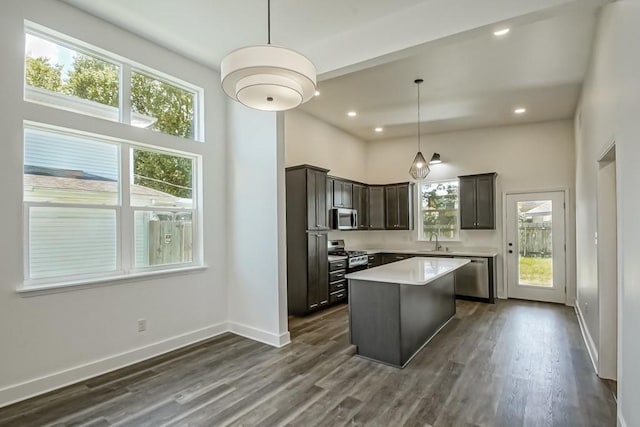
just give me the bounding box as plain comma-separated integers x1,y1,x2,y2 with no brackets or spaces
133,150,192,199
65,55,119,107
25,57,63,92
132,72,194,139
25,53,193,198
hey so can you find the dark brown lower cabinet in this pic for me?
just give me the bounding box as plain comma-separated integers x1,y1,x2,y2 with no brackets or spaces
328,259,347,304
380,253,415,265
307,233,329,311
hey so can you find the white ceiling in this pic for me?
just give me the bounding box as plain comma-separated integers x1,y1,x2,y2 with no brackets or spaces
301,4,600,140
61,0,605,140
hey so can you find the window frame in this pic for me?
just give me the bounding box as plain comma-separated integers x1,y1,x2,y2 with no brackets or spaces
417,178,461,242
22,123,202,289
24,21,204,142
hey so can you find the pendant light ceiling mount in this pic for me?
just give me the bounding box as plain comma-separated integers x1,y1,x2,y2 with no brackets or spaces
220,0,317,112
409,78,430,180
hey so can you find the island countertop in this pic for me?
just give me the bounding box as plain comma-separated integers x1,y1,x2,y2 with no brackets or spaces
345,257,470,286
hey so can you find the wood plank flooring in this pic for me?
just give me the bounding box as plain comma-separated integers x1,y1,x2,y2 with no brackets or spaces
0,300,616,426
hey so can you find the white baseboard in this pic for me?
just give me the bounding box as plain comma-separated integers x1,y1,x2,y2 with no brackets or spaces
0,320,291,409
228,321,291,348
575,304,598,374
0,322,227,409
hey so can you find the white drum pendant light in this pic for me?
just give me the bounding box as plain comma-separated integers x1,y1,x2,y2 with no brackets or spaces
221,0,317,112
409,79,430,180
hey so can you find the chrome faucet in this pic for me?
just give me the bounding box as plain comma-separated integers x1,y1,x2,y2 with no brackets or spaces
429,232,442,251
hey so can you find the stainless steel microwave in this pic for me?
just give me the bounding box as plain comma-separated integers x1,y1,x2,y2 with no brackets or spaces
332,208,358,230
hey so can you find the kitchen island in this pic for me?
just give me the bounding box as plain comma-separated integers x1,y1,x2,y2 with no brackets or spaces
345,257,470,368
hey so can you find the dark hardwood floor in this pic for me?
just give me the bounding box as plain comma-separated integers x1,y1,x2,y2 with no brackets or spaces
0,300,616,426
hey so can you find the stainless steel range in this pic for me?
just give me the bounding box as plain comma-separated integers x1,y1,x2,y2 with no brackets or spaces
327,240,368,271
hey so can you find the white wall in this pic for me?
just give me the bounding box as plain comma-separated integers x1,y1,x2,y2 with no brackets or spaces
226,103,289,347
575,2,640,426
358,120,576,300
0,0,228,407
285,109,367,183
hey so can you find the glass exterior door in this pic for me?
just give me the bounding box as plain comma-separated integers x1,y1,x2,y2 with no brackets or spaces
506,192,566,303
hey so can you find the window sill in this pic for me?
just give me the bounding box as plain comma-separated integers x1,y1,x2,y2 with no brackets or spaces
17,265,208,297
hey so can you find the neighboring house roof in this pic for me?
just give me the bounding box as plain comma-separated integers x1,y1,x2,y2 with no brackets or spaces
24,168,186,205
523,201,552,216
25,165,115,182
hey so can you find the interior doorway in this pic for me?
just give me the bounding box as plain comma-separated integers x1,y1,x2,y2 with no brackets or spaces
505,191,567,303
597,144,617,384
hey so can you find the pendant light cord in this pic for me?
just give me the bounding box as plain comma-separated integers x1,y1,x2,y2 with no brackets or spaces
267,0,271,44
417,80,421,152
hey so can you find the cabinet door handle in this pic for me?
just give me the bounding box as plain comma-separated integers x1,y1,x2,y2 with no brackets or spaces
320,300,328,305
310,303,318,309
336,283,344,288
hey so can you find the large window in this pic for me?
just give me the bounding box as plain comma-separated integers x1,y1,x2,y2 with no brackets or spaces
24,29,200,141
24,126,198,285
418,180,460,241
21,24,204,289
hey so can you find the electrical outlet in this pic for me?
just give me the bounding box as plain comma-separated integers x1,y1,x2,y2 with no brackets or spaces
137,318,146,332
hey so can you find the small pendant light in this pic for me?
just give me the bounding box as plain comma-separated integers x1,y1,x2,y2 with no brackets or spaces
409,79,430,180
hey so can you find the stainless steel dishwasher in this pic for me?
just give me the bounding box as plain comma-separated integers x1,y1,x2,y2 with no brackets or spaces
454,257,489,299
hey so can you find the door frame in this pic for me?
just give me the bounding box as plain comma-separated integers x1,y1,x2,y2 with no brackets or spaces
501,187,572,305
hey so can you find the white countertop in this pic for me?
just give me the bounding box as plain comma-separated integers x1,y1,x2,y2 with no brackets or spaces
360,248,498,257
345,257,470,285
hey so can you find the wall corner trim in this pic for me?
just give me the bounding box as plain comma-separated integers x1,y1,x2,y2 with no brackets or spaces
575,304,599,374
618,413,627,427
228,321,291,348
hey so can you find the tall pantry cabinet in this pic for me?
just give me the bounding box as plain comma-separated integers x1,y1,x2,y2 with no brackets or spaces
285,165,330,315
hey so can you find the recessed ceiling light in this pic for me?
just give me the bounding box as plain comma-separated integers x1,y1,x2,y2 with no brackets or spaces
493,28,510,37
514,107,527,114
314,90,320,96
374,127,383,132
347,111,357,117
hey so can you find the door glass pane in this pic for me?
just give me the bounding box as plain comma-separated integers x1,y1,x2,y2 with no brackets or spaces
517,200,553,287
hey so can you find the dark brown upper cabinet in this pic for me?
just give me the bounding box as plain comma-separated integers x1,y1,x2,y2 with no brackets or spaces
353,184,369,230
459,173,497,230
306,168,329,231
368,186,386,230
385,183,414,230
285,165,330,233
331,179,353,209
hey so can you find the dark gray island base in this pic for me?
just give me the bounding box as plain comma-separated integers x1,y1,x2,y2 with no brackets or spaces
346,258,469,368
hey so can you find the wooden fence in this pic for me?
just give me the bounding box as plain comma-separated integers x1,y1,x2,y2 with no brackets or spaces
148,220,192,265
519,222,552,257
